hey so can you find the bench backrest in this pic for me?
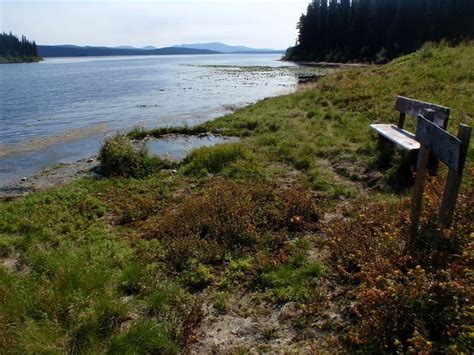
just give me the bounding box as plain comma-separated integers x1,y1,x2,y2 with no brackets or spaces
395,96,450,129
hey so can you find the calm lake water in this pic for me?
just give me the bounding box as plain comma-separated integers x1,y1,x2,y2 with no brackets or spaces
0,54,300,186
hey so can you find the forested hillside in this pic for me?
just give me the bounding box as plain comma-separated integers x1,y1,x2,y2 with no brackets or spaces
286,0,474,62
0,32,41,63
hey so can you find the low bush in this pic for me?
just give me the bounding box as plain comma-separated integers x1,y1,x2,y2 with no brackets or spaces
143,180,319,271
327,174,474,353
181,260,214,291
98,134,170,178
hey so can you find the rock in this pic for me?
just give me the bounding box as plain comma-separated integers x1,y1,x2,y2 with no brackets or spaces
87,158,95,163
21,177,27,182
171,169,178,174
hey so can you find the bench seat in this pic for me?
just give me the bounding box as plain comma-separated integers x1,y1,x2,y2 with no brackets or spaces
370,123,420,151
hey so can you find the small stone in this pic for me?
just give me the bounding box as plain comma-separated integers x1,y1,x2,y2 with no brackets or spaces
87,158,95,163
171,169,178,174
21,177,27,182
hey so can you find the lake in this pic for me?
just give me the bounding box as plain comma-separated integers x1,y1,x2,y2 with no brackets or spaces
0,54,301,186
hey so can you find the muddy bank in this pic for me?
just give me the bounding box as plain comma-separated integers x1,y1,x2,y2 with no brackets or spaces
0,133,239,200
0,153,165,200
0,157,100,200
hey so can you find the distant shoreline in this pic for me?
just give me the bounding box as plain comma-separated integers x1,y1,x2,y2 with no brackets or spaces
0,56,43,64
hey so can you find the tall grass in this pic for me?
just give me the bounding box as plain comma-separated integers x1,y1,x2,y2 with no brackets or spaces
99,134,173,178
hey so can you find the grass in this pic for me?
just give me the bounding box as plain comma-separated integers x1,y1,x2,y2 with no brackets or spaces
98,134,175,178
182,143,244,176
258,254,325,303
0,43,473,353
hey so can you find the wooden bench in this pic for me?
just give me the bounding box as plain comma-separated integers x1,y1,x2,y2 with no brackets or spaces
371,96,451,154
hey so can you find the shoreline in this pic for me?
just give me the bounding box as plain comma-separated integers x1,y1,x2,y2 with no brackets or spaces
0,56,43,64
0,157,100,200
0,131,240,199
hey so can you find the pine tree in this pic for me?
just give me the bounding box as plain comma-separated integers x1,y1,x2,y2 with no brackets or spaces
0,32,39,60
287,0,474,63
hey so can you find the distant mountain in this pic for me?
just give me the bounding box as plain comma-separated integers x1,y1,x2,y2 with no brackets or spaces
141,46,157,50
173,42,284,54
115,45,137,49
37,45,220,57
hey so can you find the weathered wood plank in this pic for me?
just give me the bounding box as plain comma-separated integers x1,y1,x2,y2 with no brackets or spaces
415,115,461,171
439,124,472,227
370,123,420,150
395,96,450,128
422,109,440,176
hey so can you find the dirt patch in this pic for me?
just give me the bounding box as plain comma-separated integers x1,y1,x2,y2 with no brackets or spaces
1,255,30,275
268,162,306,190
190,291,327,354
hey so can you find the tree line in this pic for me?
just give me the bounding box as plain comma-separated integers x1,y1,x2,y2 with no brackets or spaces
0,32,39,59
286,0,474,63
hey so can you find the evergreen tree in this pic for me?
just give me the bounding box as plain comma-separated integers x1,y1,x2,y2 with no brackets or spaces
287,0,474,63
0,32,40,60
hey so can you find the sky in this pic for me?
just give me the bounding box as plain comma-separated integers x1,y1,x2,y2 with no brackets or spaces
1,0,310,49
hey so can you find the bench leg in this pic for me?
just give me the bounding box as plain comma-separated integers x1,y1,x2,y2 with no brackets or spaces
428,155,440,176
377,134,395,162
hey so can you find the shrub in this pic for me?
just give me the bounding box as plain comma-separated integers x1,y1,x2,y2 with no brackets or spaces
144,180,318,271
326,174,474,353
180,260,214,291
98,134,167,178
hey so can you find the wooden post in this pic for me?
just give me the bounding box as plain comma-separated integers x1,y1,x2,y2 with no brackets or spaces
397,112,406,128
410,141,430,236
378,134,395,161
421,109,440,176
439,124,472,227
410,111,434,236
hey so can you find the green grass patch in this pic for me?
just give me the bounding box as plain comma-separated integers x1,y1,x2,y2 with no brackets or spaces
182,143,244,176
108,320,179,354
257,253,325,303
